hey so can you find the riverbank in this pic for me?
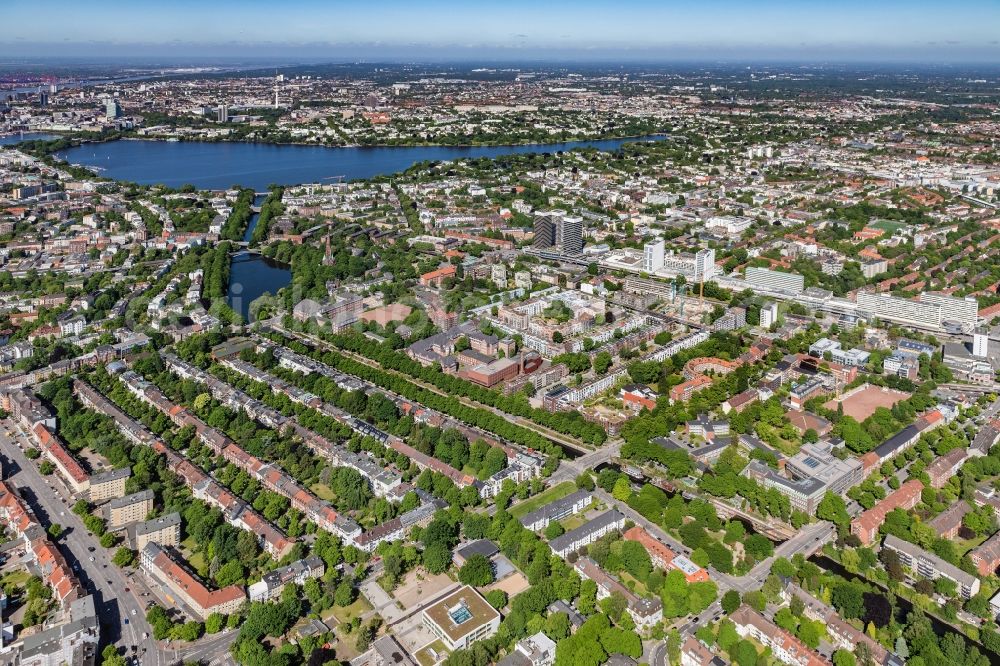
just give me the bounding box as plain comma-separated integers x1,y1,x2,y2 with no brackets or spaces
812,548,999,662
112,131,670,150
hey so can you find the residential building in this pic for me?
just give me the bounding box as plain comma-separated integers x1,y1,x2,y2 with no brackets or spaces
925,449,968,488
760,302,779,329
730,605,830,666
125,512,181,551
623,526,709,582
927,501,971,539
850,480,923,545
140,543,246,620
883,534,980,598
681,636,728,666
857,292,978,333
644,239,665,273
669,375,712,403
352,635,417,666
32,424,90,495
248,556,325,602
745,267,805,295
970,531,1000,577
17,594,99,666
548,510,625,558
105,489,154,530
88,467,130,502
499,632,558,666
519,490,593,531
574,557,663,630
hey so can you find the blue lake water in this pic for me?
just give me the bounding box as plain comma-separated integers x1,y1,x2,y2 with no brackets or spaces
57,135,661,191
227,251,291,323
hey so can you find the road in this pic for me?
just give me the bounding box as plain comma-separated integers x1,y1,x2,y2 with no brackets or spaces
549,443,622,484
649,640,668,666
0,422,174,665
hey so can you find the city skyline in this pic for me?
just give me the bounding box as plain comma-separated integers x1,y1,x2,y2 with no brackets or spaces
4,0,1000,63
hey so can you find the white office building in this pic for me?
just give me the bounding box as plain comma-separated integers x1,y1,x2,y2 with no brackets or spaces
760,302,779,328
693,248,716,282
644,239,665,273
974,329,989,358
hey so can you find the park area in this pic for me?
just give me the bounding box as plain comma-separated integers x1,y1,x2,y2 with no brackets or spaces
824,384,910,422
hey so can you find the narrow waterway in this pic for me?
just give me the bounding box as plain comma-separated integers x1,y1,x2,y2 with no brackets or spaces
811,554,1000,664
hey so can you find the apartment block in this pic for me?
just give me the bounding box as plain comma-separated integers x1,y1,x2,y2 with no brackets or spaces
125,512,181,552
88,467,131,503
106,489,154,530
141,543,246,620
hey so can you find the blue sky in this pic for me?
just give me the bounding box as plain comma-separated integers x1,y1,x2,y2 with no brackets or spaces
4,0,1000,62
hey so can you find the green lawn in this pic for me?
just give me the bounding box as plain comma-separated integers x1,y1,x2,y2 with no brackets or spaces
1,570,29,588
561,514,587,531
329,596,373,625
311,483,336,502
619,571,650,597
510,481,577,519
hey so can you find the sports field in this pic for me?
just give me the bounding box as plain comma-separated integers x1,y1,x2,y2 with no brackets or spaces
824,384,910,421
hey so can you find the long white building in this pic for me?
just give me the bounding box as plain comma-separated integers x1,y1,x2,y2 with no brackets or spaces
745,267,805,295
857,291,978,332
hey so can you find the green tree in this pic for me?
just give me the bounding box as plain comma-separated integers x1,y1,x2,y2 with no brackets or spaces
113,548,135,568
205,613,225,634
612,477,632,501
721,590,741,614
458,554,495,587
816,492,850,527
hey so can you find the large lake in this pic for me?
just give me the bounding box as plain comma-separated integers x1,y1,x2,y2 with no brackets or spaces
57,136,661,191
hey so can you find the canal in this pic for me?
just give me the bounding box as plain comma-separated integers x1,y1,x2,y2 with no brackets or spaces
812,554,1000,664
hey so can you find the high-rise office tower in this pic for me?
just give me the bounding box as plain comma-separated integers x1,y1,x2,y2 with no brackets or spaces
974,329,989,358
533,214,557,249
105,98,121,119
644,239,665,273
557,216,583,255
694,248,716,283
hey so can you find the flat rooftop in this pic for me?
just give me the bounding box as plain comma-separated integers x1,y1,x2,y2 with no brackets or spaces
422,585,499,643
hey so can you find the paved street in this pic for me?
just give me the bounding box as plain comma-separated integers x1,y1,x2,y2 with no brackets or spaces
1,421,177,664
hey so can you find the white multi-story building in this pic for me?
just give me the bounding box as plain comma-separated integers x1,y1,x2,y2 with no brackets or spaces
745,267,805,295
974,329,989,358
491,264,508,289
693,248,715,283
760,302,778,328
857,291,979,332
644,239,665,273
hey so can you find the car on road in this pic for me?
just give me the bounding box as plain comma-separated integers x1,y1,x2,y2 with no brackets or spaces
131,609,136,616
124,618,129,625
89,556,95,562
